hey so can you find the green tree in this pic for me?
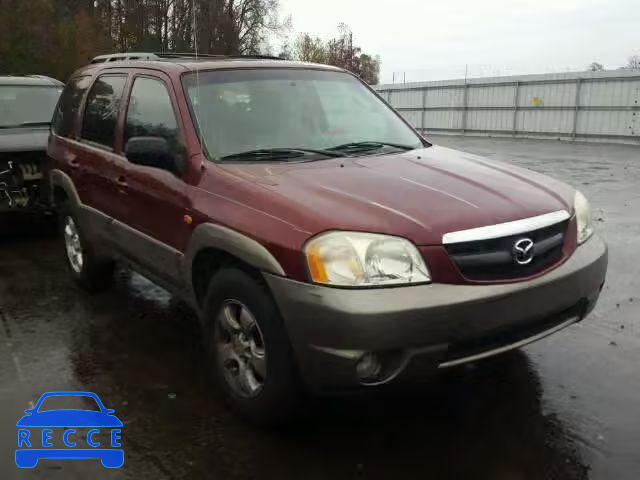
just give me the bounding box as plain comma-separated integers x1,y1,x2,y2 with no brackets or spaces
357,54,381,85
0,0,57,76
0,0,287,80
292,33,326,63
587,62,605,72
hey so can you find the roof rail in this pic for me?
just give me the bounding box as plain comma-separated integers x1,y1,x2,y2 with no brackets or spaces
156,52,283,61
153,52,225,59
230,55,285,61
90,52,159,64
90,52,284,64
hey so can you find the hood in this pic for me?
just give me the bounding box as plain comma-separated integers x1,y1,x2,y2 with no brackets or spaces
0,127,49,153
220,145,575,245
16,410,123,428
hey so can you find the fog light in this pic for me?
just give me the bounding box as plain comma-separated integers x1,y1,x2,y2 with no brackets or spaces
356,353,382,381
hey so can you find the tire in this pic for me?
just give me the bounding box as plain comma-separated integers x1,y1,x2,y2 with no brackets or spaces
59,202,114,292
202,267,303,426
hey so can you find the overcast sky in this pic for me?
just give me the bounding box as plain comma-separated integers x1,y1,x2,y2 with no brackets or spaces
278,0,640,84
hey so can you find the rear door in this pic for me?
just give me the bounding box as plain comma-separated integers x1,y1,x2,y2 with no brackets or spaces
74,73,128,223
109,72,191,288
50,72,128,245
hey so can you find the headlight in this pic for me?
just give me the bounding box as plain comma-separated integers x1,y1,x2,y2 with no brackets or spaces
574,190,594,245
304,232,431,287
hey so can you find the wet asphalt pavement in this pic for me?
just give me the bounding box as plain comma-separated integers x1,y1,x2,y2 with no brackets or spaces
1,136,639,479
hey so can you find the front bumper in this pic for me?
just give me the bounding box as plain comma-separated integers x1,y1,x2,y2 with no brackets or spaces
265,235,607,390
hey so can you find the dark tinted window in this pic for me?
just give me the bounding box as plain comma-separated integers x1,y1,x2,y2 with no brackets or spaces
81,74,127,148
51,76,91,136
125,77,180,151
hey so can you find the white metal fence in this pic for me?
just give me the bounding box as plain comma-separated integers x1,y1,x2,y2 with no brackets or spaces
375,71,640,144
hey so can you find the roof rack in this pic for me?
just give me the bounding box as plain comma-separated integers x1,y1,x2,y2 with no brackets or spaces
90,52,159,64
155,52,283,61
90,52,284,64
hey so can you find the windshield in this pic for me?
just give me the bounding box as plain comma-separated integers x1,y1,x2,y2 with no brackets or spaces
37,395,101,412
183,69,423,161
0,85,63,128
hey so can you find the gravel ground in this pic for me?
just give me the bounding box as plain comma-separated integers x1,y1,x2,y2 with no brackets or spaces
1,135,639,479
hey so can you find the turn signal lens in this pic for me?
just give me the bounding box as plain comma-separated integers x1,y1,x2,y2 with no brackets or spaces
306,244,329,284
574,190,594,245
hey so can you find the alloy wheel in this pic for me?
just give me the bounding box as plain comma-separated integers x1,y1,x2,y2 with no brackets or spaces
63,216,84,274
215,299,267,398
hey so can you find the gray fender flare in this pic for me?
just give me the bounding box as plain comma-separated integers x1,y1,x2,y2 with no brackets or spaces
184,223,286,299
50,169,81,207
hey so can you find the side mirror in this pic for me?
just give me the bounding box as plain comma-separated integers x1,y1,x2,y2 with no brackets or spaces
125,137,182,175
24,409,34,414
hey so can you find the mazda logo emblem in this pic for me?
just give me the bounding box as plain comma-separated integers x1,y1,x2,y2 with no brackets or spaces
513,238,535,265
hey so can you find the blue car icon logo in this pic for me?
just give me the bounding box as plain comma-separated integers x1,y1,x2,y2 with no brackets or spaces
16,391,123,468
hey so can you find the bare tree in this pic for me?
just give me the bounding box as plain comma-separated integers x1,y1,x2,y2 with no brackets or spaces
285,24,381,83
628,55,640,71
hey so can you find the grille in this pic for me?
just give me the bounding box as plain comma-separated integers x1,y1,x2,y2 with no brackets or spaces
445,220,569,281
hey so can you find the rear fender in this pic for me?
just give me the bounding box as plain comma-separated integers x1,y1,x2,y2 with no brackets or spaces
50,169,81,208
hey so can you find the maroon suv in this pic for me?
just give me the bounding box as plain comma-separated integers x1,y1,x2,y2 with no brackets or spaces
48,53,608,423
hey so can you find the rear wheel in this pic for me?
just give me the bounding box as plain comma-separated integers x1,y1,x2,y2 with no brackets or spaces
203,268,302,425
59,202,114,292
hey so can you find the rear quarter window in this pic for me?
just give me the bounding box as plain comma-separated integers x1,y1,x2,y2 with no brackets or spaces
52,75,92,137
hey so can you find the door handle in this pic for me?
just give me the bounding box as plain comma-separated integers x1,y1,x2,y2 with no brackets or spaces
115,176,128,192
65,152,78,168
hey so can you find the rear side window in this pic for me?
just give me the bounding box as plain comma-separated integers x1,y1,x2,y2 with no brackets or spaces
81,74,127,149
52,76,92,137
125,77,180,151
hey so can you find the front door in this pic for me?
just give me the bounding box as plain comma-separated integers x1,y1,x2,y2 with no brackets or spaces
109,73,192,289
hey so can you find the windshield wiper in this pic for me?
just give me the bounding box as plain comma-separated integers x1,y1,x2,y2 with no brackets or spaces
220,148,347,162
328,141,418,153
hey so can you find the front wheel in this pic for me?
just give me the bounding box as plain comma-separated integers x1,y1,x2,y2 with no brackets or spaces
203,268,303,425
59,203,114,292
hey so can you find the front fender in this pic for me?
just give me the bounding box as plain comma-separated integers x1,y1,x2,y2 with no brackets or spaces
184,223,286,308
185,223,285,275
